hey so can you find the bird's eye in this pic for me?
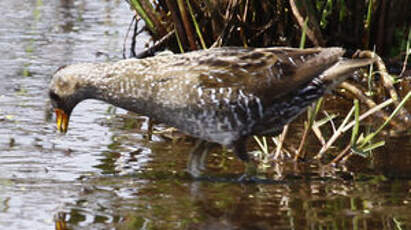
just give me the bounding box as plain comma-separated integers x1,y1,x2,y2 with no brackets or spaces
49,91,60,102
54,65,67,74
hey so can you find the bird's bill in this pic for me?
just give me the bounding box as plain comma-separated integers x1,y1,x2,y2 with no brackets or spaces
55,108,69,133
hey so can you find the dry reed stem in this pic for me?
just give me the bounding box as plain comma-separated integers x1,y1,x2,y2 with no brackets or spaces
312,125,325,146
289,0,322,46
274,124,289,160
294,123,309,160
329,144,351,165
177,0,197,50
166,0,189,50
341,98,394,132
242,0,248,22
210,0,238,48
340,82,401,128
315,106,355,159
239,0,249,47
399,54,409,79
316,98,394,159
134,30,175,58
140,0,166,36
295,99,322,160
186,0,207,49
340,151,354,164
356,50,410,123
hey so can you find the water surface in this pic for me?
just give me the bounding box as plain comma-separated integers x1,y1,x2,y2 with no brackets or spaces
0,1,410,229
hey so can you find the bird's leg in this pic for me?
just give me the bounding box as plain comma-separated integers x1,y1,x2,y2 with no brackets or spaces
187,140,209,178
145,118,154,141
197,142,217,171
233,137,258,181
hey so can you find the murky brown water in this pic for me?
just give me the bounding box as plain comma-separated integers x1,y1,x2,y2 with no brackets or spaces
0,1,410,229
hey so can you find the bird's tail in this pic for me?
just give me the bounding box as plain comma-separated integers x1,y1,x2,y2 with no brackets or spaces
319,57,376,88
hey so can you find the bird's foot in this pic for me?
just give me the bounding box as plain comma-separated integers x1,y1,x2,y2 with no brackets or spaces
237,174,255,182
187,140,216,179
237,161,259,182
187,165,204,179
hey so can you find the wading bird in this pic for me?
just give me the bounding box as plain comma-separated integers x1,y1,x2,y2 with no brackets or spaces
49,47,374,180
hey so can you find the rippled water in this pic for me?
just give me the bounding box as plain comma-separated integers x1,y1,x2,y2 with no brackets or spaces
0,1,410,230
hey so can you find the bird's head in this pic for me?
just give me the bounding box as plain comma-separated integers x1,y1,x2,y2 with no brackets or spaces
49,64,94,133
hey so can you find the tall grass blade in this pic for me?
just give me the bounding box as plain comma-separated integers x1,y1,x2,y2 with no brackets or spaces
299,17,308,49
359,91,411,147
315,105,355,159
342,98,394,132
367,46,376,95
361,140,385,152
350,99,360,146
313,113,337,128
130,0,156,34
186,0,207,49
174,30,185,53
253,136,268,154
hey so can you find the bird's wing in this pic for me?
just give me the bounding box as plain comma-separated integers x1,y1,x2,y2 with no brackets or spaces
178,47,344,100
137,47,345,107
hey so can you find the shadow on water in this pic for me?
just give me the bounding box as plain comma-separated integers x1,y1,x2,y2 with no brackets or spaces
0,1,410,230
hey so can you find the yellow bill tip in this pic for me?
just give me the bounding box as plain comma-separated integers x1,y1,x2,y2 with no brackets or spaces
55,108,69,133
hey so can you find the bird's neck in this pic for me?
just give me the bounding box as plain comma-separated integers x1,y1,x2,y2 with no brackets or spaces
84,62,153,115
